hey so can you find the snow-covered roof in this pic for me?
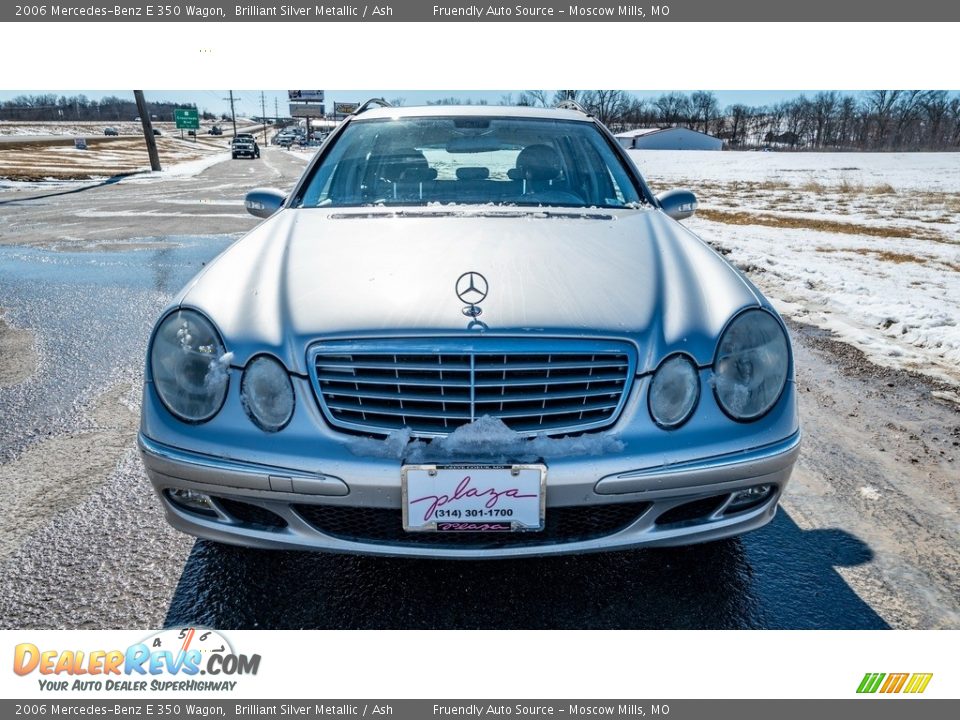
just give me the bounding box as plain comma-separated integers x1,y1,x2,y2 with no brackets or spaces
615,127,720,139
615,128,666,138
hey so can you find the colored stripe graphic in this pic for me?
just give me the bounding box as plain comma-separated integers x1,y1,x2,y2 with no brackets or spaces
857,672,933,694
880,673,909,693
904,673,934,694
857,673,885,693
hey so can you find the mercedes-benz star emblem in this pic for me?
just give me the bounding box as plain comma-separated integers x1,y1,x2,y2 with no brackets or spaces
455,271,488,317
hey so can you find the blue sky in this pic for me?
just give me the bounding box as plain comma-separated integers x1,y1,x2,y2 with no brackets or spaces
0,90,850,116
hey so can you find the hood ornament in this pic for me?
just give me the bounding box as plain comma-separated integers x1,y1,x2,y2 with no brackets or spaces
456,271,488,318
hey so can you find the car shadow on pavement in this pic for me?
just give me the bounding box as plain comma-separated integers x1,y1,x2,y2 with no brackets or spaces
163,509,889,629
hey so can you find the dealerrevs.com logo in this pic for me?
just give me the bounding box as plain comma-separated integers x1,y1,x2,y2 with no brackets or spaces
13,628,260,692
857,672,933,694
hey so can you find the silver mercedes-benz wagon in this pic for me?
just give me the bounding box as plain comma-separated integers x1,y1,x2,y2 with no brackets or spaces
138,100,800,558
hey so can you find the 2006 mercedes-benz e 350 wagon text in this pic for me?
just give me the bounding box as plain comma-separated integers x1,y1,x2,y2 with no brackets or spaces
138,100,800,558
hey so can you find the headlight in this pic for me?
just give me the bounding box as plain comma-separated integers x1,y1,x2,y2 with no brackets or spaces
713,309,789,421
241,355,295,432
150,309,231,423
648,354,700,428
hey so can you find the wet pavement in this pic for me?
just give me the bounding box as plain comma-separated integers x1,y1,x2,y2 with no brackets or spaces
157,513,887,630
0,152,957,630
0,237,233,461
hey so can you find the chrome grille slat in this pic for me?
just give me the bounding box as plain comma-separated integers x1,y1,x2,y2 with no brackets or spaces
318,359,628,372
317,371,626,388
325,398,620,420
310,339,635,437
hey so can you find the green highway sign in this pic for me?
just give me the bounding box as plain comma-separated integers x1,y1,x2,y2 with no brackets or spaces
174,108,200,129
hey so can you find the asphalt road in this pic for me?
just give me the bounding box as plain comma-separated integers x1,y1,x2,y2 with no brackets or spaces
0,149,957,629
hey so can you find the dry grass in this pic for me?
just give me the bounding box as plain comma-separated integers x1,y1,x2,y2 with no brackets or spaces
814,246,960,271
0,137,222,181
815,246,929,264
837,177,864,194
698,208,950,242
757,179,793,191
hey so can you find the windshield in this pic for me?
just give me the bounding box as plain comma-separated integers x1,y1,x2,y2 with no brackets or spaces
294,116,645,209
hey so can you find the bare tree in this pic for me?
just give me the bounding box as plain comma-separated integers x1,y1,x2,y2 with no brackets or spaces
521,90,550,108
581,90,629,126
690,91,719,134
553,90,582,105
654,92,690,126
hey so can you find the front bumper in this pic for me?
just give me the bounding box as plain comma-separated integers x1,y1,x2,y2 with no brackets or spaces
138,428,801,559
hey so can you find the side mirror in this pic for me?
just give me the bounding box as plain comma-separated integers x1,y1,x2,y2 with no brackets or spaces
656,189,698,221
244,188,286,219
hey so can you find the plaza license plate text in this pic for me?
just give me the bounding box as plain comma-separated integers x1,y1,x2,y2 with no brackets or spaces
401,464,546,532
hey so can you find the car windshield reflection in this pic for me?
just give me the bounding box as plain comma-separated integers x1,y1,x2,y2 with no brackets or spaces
295,116,646,210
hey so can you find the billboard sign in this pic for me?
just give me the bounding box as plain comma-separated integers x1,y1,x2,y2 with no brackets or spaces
288,91,324,101
290,103,325,117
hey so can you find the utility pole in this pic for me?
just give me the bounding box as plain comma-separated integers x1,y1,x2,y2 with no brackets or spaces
133,90,161,172
274,97,279,126
260,91,268,145
223,90,238,136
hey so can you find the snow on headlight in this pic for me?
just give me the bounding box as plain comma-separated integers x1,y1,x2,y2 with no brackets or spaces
149,310,229,423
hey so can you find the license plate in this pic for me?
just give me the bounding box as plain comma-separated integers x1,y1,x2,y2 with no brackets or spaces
402,464,546,532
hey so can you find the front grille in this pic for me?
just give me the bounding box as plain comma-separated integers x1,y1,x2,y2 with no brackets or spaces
309,338,635,436
294,502,651,549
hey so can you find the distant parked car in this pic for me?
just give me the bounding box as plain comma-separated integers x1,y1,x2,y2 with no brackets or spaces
187,130,197,137
103,127,119,136
153,129,162,136
209,126,223,136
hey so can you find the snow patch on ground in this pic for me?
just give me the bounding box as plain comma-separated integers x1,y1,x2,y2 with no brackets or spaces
628,149,960,193
122,152,229,183
347,415,625,463
283,147,319,163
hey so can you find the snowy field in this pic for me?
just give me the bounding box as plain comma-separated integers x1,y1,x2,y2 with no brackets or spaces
630,150,960,387
0,120,176,137
0,137,227,182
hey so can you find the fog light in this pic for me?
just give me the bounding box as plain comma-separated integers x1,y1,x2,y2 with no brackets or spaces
166,488,216,516
727,484,774,511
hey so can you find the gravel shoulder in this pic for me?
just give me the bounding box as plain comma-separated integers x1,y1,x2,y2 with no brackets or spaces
785,320,959,628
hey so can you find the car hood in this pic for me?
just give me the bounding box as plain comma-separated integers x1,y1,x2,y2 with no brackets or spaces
177,207,762,374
